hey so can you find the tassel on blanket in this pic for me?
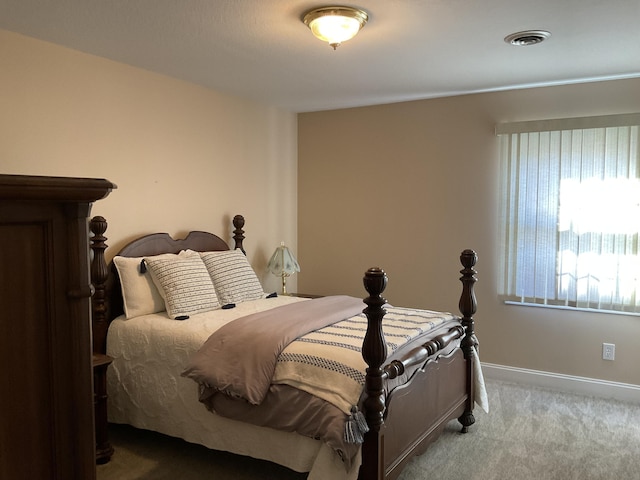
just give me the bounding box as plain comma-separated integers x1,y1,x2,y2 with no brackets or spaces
344,406,369,444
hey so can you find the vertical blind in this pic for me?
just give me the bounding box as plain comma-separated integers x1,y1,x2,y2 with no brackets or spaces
497,114,640,313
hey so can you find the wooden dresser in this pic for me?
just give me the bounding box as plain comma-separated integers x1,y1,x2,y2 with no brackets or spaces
0,174,115,480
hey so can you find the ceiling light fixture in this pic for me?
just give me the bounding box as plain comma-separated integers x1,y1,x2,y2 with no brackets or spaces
504,30,551,46
303,6,368,50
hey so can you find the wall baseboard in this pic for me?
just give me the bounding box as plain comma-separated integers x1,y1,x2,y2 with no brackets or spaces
482,362,640,405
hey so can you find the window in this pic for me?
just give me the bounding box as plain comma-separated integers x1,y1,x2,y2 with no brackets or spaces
497,113,640,314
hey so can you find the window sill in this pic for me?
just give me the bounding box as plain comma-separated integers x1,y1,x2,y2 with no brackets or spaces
503,300,640,317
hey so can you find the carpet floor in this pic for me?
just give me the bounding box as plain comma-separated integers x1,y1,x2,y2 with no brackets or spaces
97,379,640,479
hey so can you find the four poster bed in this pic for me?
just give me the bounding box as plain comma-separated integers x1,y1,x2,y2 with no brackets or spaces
89,214,483,480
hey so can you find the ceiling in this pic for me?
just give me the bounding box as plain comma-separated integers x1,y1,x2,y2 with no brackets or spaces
1,0,639,112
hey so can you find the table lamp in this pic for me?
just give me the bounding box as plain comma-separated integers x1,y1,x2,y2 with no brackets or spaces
267,241,300,295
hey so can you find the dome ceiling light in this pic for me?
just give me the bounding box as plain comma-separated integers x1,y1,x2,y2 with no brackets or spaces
303,6,369,50
504,30,551,46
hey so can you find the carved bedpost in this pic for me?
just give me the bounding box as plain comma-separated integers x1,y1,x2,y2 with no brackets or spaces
232,215,246,254
362,267,388,431
359,267,388,479
90,216,109,355
458,249,478,433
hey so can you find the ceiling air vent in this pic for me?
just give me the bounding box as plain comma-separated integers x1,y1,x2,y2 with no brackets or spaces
504,30,551,46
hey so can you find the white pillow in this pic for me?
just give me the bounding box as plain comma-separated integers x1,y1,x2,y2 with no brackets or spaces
113,254,173,319
144,254,220,319
200,249,265,306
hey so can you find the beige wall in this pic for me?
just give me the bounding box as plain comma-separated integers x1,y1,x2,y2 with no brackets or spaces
0,29,298,293
298,78,640,386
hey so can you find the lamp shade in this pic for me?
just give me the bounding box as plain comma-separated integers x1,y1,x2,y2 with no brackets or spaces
267,242,300,276
267,242,300,295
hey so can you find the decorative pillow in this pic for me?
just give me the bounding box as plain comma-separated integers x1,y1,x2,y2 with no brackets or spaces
200,249,265,305
144,254,220,319
113,254,174,319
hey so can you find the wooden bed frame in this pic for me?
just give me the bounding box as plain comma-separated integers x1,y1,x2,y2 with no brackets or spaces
89,214,478,480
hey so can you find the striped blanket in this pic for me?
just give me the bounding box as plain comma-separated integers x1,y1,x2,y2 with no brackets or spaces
273,305,456,414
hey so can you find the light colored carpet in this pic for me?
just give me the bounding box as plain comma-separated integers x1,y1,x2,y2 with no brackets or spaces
97,379,640,480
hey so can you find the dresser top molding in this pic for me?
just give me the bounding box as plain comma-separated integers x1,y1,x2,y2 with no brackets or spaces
0,174,116,202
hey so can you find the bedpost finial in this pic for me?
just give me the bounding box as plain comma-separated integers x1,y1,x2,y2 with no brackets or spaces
460,249,477,269
363,267,387,298
90,215,107,237
233,215,245,230
232,214,246,254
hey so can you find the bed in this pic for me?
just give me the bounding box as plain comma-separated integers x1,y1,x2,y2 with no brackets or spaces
89,214,484,480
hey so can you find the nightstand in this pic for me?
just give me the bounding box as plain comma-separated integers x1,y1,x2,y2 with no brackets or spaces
93,353,114,464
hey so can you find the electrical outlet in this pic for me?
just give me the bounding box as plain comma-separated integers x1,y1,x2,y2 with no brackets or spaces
602,343,615,361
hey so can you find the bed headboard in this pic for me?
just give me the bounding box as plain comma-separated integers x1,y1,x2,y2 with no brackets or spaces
89,215,247,355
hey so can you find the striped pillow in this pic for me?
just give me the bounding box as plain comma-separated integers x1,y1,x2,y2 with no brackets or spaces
200,249,264,306
145,255,220,318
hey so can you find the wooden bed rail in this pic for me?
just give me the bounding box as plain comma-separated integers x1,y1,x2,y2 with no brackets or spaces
383,325,465,380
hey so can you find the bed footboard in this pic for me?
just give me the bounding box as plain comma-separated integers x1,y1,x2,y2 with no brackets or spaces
359,250,478,480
